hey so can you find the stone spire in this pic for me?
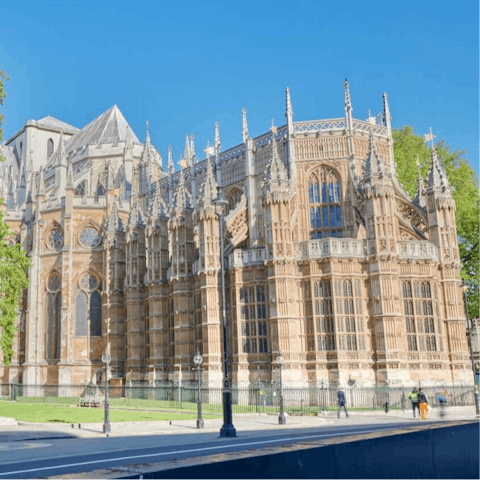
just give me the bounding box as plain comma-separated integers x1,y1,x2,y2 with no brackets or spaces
285,87,293,127
174,170,190,211
201,142,218,205
363,132,386,178
426,146,450,190
190,134,196,164
123,125,134,161
127,195,146,230
66,161,74,190
26,171,36,203
104,200,124,234
264,129,289,195
242,108,249,143
344,79,352,113
383,92,392,131
413,155,426,207
167,145,174,174
214,122,221,153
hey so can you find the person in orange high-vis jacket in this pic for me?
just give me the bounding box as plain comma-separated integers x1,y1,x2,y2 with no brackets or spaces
418,388,429,420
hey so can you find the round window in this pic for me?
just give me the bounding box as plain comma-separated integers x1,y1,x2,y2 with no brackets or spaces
79,227,101,247
48,228,64,250
79,273,99,292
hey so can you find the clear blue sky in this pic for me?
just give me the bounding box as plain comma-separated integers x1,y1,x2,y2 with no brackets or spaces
1,0,478,175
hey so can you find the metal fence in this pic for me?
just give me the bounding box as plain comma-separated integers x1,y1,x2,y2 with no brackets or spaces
1,383,476,415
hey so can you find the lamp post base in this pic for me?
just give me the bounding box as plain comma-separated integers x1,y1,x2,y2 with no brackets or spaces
197,419,204,429
278,415,286,425
220,423,237,437
103,424,111,434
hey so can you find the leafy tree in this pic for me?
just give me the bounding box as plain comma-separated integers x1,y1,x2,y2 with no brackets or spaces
0,72,31,366
393,126,479,318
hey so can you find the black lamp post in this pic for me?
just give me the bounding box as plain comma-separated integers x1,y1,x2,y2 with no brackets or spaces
101,348,111,434
216,193,237,438
193,350,204,429
276,352,286,425
461,281,480,416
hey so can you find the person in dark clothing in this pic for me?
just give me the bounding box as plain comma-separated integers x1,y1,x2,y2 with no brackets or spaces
337,388,349,418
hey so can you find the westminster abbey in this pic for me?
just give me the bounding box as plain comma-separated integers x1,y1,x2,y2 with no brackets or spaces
0,82,473,388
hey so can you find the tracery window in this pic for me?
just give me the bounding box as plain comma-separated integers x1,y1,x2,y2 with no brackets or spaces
402,280,440,352
335,279,365,351
47,138,54,158
48,227,64,250
75,181,85,197
75,273,102,337
308,169,343,239
79,227,101,248
240,285,268,354
45,273,61,361
311,279,335,351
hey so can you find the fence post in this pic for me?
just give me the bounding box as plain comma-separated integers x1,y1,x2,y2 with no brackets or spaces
11,384,16,401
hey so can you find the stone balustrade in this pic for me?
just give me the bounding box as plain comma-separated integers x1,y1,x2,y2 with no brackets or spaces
229,248,266,268
397,241,438,261
295,237,367,260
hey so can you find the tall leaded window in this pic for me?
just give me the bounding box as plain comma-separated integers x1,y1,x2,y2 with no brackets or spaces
335,279,365,351
312,279,335,351
402,280,439,352
240,285,268,354
75,181,85,197
45,273,62,361
308,169,343,239
75,273,102,337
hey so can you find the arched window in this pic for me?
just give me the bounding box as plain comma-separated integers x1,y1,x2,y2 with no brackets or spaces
308,169,343,239
75,273,102,337
45,274,62,361
96,183,105,198
75,181,85,197
47,138,54,158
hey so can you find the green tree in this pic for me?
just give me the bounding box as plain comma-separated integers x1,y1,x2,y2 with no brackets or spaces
0,71,31,366
393,126,479,318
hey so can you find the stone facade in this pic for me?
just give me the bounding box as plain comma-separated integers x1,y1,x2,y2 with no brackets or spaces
0,84,474,388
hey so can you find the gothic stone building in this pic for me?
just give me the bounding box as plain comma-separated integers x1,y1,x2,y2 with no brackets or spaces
0,82,473,388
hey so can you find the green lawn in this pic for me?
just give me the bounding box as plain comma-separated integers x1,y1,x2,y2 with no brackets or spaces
0,401,221,423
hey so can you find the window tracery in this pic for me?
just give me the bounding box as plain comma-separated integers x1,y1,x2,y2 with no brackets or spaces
240,285,268,354
307,169,343,239
45,273,61,361
402,280,439,352
48,227,64,250
79,227,101,248
75,273,102,337
335,279,364,351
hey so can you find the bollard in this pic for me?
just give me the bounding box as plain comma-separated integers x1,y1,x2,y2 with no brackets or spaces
385,402,389,414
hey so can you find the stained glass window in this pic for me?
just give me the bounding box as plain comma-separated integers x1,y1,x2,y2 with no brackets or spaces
308,170,343,239
80,273,99,292
55,292,62,358
48,228,64,250
79,227,101,248
90,291,102,336
75,290,88,336
48,274,61,293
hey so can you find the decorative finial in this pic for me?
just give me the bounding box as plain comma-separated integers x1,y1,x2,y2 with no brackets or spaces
168,145,174,173
215,122,221,152
424,127,436,148
190,134,196,163
270,120,277,134
383,92,392,130
344,79,352,111
242,107,249,143
286,87,293,119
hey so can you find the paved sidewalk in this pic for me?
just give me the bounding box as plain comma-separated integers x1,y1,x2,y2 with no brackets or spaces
0,405,477,442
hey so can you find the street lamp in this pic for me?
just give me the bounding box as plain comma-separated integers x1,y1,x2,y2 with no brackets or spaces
461,281,480,416
216,192,237,438
101,348,111,434
276,352,286,425
193,350,204,429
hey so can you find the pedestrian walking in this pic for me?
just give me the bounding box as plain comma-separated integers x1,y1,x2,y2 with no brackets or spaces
437,389,447,417
407,387,420,419
418,388,429,420
337,388,349,418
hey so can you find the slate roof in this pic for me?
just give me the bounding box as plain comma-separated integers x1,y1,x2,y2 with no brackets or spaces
0,144,19,176
65,105,141,161
37,116,80,133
